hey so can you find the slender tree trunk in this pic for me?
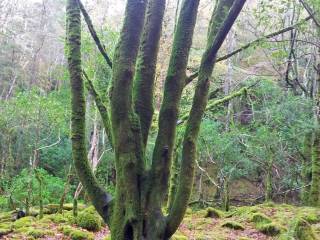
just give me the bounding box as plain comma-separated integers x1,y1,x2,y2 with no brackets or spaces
35,170,44,219
265,160,273,202
223,179,230,212
59,165,72,213
301,132,313,204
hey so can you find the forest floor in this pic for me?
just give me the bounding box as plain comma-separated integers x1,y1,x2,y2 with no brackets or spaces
0,202,319,240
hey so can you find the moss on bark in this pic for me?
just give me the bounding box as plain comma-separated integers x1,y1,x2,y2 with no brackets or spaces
66,0,112,223
166,0,246,236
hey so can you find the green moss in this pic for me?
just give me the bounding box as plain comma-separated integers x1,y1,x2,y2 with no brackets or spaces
256,222,281,236
27,228,54,238
284,218,317,240
0,211,14,222
250,213,272,224
70,229,94,240
42,211,75,225
0,227,12,236
0,222,12,229
59,225,74,236
13,216,35,229
300,213,320,224
204,207,224,218
45,204,60,214
221,221,245,230
171,234,188,240
76,206,102,231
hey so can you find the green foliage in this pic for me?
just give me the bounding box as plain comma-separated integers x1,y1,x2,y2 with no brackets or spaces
196,79,314,196
8,168,70,210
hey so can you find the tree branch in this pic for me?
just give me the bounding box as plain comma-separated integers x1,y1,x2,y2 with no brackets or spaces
184,16,312,86
298,0,320,28
66,0,112,224
133,0,166,147
166,0,246,236
149,0,201,212
82,70,113,147
77,0,113,68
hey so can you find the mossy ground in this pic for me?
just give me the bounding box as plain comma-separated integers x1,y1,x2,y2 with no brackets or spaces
0,203,319,239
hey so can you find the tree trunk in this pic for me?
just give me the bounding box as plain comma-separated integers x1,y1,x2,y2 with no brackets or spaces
67,0,246,239
301,132,313,204
59,165,72,214
35,170,44,219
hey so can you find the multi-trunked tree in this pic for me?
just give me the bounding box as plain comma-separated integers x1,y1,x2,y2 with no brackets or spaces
66,0,246,239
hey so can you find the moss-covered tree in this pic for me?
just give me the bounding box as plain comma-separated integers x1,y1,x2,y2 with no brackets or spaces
66,0,246,239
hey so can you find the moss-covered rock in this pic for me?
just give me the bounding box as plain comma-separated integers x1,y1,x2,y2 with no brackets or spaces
250,213,272,224
76,206,102,231
221,221,245,230
70,229,94,240
204,207,224,218
256,222,281,236
13,216,35,229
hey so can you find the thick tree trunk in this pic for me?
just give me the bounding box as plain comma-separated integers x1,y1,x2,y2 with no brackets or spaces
67,0,246,239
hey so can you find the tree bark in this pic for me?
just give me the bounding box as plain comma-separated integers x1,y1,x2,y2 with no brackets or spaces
67,0,246,239
66,0,112,223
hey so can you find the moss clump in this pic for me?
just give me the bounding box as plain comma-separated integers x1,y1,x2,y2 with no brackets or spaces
70,229,94,240
27,228,54,238
59,225,94,240
13,216,35,229
204,207,224,218
76,206,102,231
0,227,12,236
250,212,281,236
250,213,272,224
171,234,188,240
256,222,281,236
45,204,60,214
284,218,317,240
44,211,75,224
0,211,14,223
59,225,74,236
301,213,320,224
221,221,245,230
